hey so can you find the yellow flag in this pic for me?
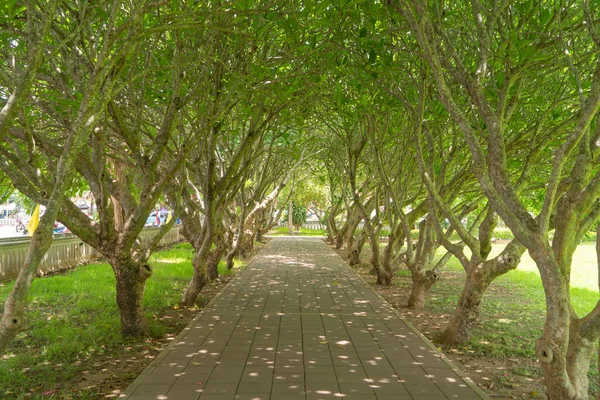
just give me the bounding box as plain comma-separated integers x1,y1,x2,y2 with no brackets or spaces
165,211,172,224
27,204,41,236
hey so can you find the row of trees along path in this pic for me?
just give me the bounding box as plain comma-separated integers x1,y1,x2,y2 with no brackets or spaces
1,1,600,398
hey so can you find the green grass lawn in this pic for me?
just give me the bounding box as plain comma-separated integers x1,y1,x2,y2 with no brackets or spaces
0,242,243,398
269,226,326,236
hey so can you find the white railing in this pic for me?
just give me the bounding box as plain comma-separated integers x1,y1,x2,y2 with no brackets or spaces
0,226,184,282
276,221,325,230
303,221,325,230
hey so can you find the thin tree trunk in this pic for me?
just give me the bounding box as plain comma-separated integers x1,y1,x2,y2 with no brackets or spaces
207,229,227,280
226,205,245,270
0,219,54,351
182,200,215,306
344,214,362,253
288,200,293,235
326,205,340,244
181,249,210,306
335,218,350,249
366,221,388,285
240,187,281,255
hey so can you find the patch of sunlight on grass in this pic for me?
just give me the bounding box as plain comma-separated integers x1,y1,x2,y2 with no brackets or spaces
438,243,599,292
432,243,600,316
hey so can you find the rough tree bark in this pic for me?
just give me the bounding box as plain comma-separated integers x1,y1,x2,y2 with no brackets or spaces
112,256,153,336
288,200,294,235
181,200,215,306
441,240,525,345
348,229,368,266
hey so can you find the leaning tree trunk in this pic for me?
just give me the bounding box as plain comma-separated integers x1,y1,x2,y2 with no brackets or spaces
365,221,389,286
326,205,341,244
112,256,153,337
344,215,363,254
381,229,397,274
255,213,265,242
207,230,228,280
240,187,282,256
182,200,215,306
181,247,211,306
335,218,351,249
0,219,55,352
441,242,524,345
226,211,245,270
335,206,360,249
440,265,487,345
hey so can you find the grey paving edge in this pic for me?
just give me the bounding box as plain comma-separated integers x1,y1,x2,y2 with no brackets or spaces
119,259,253,398
327,239,490,400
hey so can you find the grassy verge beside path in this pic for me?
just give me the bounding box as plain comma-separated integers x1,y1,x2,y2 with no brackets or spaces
0,242,256,399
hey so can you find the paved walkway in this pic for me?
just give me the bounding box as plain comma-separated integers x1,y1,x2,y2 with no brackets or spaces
124,238,487,400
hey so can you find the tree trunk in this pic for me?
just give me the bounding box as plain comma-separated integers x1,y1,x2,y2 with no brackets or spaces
226,210,245,270
260,208,281,238
288,200,294,235
225,247,237,270
182,200,215,305
440,266,487,345
207,249,223,280
335,223,347,249
207,233,227,280
335,207,359,249
0,221,54,352
407,269,440,309
381,233,396,274
369,228,389,285
533,251,586,400
181,250,210,306
113,257,152,337
348,230,367,266
326,205,340,244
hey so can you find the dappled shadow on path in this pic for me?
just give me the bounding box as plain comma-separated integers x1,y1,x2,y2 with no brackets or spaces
123,237,485,399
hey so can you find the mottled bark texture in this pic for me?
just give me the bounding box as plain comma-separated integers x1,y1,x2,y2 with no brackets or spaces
0,219,55,352
441,239,525,345
113,257,153,336
348,229,367,266
404,216,446,309
181,200,215,306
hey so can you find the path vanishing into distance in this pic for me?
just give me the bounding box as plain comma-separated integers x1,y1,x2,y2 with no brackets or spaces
123,237,488,400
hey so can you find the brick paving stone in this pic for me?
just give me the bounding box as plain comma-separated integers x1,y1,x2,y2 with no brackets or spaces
123,237,488,400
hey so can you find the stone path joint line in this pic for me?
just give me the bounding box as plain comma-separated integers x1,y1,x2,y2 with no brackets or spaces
123,237,488,400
